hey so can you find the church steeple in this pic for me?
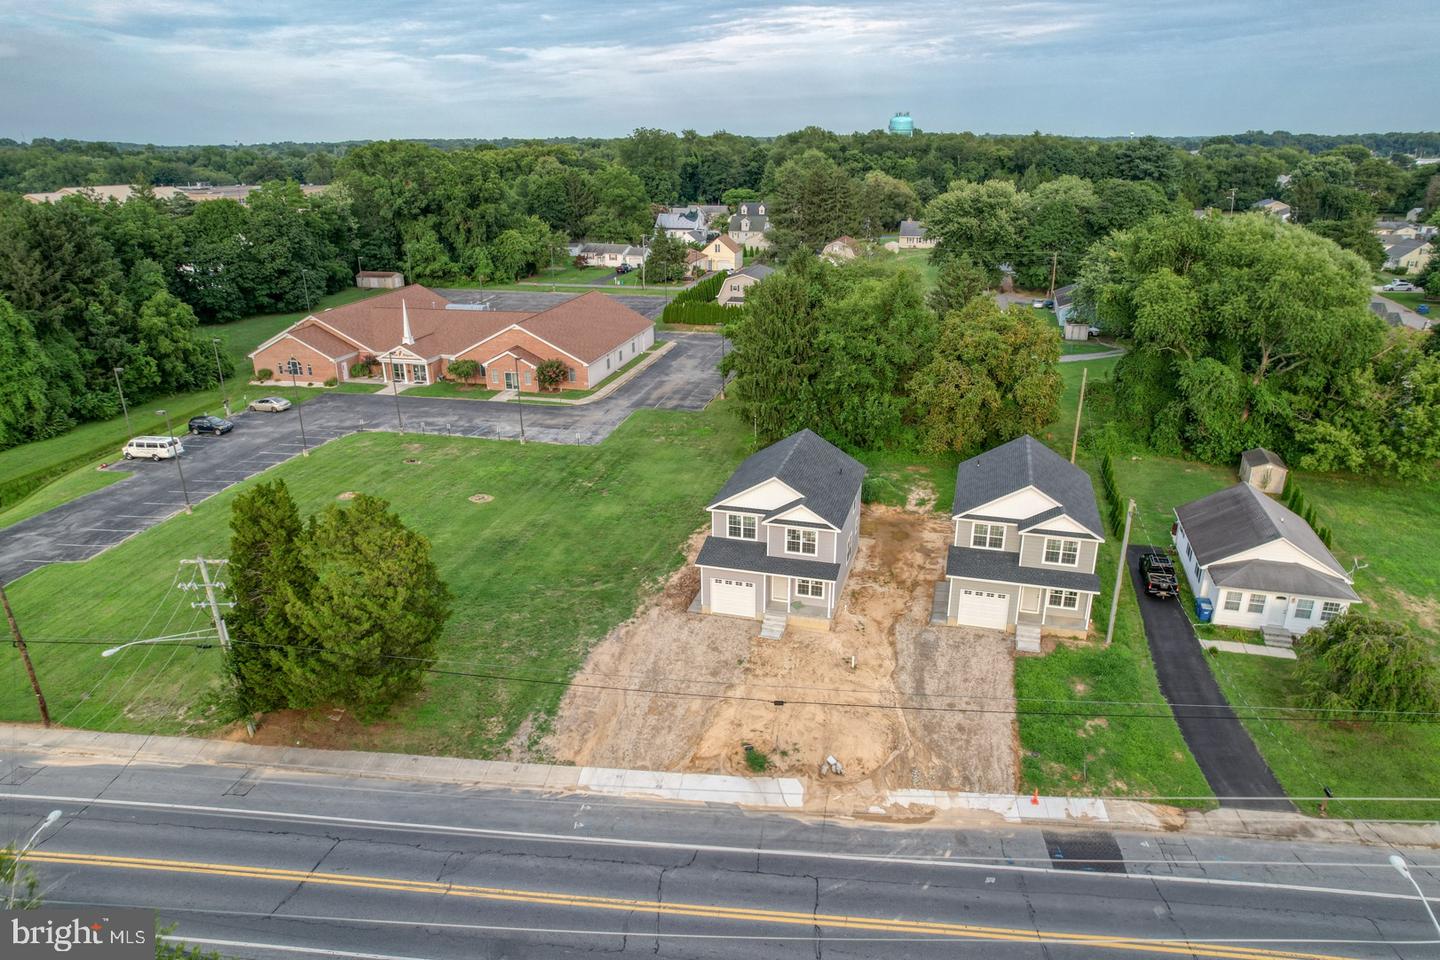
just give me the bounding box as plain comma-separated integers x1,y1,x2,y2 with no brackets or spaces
401,299,415,346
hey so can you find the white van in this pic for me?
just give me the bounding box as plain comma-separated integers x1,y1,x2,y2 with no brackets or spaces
122,436,184,461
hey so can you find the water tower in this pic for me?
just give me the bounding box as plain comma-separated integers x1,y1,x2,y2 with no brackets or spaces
888,111,914,136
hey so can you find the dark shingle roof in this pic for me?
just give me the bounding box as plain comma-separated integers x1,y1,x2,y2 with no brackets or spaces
951,436,1103,538
1053,283,1077,308
1208,559,1359,602
1240,447,1285,469
709,429,864,529
1174,483,1346,578
697,537,842,581
946,546,1101,593
898,219,926,238
731,264,775,281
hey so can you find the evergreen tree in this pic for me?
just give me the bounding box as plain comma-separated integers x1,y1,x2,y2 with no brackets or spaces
224,480,306,714
282,494,451,718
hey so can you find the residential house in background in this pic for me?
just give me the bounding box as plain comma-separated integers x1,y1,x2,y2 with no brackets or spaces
1374,220,1435,240
717,263,775,306
728,201,771,249
898,219,937,249
695,429,865,635
821,236,861,263
1052,283,1089,341
940,436,1104,651
693,234,743,273
655,209,710,244
1383,236,1434,273
1238,447,1287,494
355,271,405,289
1252,198,1292,220
1173,483,1358,639
577,243,647,269
249,285,654,393
1406,206,1425,222
23,183,328,204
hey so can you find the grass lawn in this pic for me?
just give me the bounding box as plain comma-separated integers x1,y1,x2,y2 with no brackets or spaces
403,382,499,400
0,288,386,508
1061,340,1116,356
1011,354,1214,803
1,402,752,758
329,383,386,395
1377,290,1436,312
0,460,129,530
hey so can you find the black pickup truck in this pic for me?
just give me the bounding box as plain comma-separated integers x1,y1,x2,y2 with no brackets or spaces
1139,552,1179,598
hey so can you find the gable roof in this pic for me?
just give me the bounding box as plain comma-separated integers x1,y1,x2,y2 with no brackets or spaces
951,435,1104,538
1053,283,1077,308
710,429,864,529
729,212,769,231
712,234,741,253
286,324,359,360
1208,558,1359,602
1384,237,1429,258
898,219,927,238
516,291,653,364
1174,483,1347,579
731,264,775,282
656,211,703,230
1240,447,1285,469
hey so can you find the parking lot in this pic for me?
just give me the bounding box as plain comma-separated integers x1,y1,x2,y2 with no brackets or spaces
0,331,726,585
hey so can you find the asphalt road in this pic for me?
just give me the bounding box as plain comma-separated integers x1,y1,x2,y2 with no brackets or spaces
3,751,1438,959
0,331,726,585
1126,545,1293,811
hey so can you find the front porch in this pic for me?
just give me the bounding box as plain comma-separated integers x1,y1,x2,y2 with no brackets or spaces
1015,584,1092,633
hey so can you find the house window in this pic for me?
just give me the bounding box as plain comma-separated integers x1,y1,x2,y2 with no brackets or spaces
287,358,302,376
1048,589,1079,610
306,364,313,376
1043,538,1079,566
1247,594,1267,614
1294,599,1314,620
1320,601,1343,622
971,523,1004,550
1222,591,1243,611
727,514,757,540
568,367,576,382
477,363,486,377
796,579,825,599
1184,542,1194,563
786,528,818,555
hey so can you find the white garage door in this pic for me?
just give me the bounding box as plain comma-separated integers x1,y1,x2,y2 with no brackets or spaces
954,587,1010,629
711,577,756,618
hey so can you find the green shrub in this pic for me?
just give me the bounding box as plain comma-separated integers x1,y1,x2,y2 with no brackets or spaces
323,376,338,387
448,359,480,383
861,475,902,505
744,747,769,773
1297,615,1440,716
674,270,728,304
661,300,732,325
348,361,372,378
256,368,273,381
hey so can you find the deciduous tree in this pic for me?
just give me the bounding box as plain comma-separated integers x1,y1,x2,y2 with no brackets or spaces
1298,615,1440,716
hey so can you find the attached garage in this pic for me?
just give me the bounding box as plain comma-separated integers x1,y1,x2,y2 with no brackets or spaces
953,586,1011,629
709,576,758,618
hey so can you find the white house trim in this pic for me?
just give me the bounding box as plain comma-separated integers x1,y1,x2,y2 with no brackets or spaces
707,477,803,513
452,323,588,367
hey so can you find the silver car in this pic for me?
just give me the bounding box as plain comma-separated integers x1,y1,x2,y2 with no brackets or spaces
248,396,292,413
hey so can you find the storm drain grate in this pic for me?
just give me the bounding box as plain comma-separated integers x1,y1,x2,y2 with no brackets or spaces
1,765,40,786
1041,830,1127,874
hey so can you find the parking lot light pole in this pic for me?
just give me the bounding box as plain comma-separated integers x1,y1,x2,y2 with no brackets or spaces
289,366,310,456
7,809,61,907
1389,855,1440,939
513,355,526,443
210,338,228,415
113,366,131,434
157,409,192,514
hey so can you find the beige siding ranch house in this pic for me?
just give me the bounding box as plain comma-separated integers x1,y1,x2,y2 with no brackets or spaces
249,284,654,394
1173,483,1358,639
696,430,865,636
941,436,1105,651
897,219,936,249
578,243,647,269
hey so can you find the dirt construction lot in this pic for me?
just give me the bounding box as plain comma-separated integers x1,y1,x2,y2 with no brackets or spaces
541,503,1019,805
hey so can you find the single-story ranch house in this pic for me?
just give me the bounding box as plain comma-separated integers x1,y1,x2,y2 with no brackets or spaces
1173,483,1359,636
249,285,654,393
696,429,864,633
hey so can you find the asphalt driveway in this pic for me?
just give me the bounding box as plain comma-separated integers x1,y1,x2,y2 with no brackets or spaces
1126,545,1293,811
0,331,726,585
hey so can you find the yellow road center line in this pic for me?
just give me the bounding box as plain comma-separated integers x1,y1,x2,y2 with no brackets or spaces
23,850,1354,960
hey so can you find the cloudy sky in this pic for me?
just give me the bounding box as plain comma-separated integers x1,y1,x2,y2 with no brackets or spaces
1,0,1433,144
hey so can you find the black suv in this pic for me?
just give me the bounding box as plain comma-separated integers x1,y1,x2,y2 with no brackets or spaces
1139,552,1178,598
188,414,233,436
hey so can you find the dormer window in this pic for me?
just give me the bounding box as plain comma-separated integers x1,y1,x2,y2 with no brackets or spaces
757,204,766,215
740,218,750,231
971,523,1005,550
1043,538,1080,566
727,514,757,540
786,528,817,555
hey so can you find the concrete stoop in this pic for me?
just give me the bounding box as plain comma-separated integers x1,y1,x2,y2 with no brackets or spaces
1015,623,1042,653
759,609,787,640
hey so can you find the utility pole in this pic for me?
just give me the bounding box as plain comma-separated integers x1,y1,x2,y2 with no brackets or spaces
112,366,131,435
1048,251,1058,302
182,558,231,652
1104,499,1136,647
1070,367,1088,464
289,364,311,455
1,581,50,727
1227,188,1237,214
513,355,526,443
210,337,228,416
157,409,192,514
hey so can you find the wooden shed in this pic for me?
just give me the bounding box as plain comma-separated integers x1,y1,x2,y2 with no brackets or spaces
1239,447,1287,494
356,270,405,289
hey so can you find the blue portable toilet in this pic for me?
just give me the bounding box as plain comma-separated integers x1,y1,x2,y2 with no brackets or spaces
1417,303,1430,315
1195,597,1214,623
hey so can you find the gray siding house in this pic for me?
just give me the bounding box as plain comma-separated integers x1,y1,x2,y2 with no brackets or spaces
696,430,864,632
942,436,1104,647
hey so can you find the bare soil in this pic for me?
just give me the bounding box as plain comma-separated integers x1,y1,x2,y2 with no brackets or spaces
540,504,1020,803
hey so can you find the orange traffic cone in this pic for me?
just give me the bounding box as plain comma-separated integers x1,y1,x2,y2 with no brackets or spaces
1030,788,1040,806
